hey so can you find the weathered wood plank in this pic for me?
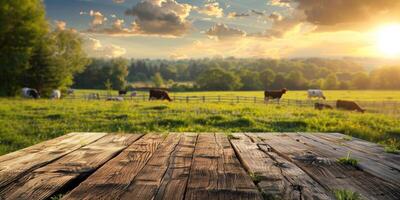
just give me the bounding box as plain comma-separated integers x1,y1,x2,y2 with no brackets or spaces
0,134,141,200
62,134,165,200
118,133,182,200
311,133,400,167
293,133,400,187
185,133,261,200
232,133,331,200
0,132,107,188
256,133,400,200
154,133,197,200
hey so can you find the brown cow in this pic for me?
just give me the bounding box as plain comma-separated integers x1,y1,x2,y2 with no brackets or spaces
336,100,365,113
314,103,333,110
264,88,287,101
149,89,172,101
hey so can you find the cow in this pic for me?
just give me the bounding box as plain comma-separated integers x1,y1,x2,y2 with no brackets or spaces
336,100,365,113
118,90,127,96
107,96,124,101
88,93,100,100
51,90,61,99
149,89,172,101
264,88,287,102
314,103,333,110
130,91,137,97
67,89,74,96
21,88,40,99
308,89,326,100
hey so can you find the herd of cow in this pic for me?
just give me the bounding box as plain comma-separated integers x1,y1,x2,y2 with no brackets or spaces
21,87,365,113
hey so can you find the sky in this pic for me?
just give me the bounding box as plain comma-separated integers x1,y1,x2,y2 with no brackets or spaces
44,0,400,59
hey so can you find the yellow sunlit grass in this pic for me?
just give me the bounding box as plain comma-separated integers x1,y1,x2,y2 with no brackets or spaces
376,24,400,57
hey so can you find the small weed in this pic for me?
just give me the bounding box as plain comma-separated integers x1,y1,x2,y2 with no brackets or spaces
337,152,358,167
334,189,362,200
384,138,400,154
50,194,63,200
249,172,262,184
342,135,352,141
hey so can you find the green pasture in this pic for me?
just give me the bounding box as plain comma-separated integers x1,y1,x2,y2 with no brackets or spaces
0,98,399,155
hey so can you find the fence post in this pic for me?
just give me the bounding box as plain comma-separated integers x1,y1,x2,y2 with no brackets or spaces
254,97,256,103
237,96,239,103
186,96,189,103
218,96,221,102
143,94,146,102
202,96,205,103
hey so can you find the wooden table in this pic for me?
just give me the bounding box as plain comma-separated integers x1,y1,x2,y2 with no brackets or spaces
0,132,399,200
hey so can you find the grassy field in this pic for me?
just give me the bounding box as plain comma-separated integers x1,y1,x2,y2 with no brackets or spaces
0,98,399,155
76,89,400,101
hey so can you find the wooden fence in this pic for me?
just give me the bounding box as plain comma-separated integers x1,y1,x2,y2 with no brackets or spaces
64,94,400,116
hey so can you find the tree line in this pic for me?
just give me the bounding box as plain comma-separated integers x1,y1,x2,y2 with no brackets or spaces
73,58,400,91
0,0,88,97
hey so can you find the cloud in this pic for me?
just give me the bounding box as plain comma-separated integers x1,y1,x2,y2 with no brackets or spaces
113,0,125,3
196,2,223,18
293,0,400,31
89,10,107,27
205,23,246,40
227,12,250,18
169,53,188,60
54,20,66,30
84,37,126,58
268,12,283,22
124,0,192,36
251,10,265,16
268,0,291,7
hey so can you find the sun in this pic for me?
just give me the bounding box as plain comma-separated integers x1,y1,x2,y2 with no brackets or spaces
376,24,400,57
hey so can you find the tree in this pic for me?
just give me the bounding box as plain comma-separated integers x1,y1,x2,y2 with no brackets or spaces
271,73,286,89
239,70,262,90
285,70,308,90
23,37,66,96
0,0,48,96
196,68,241,91
23,30,89,96
260,69,276,89
351,72,370,89
108,58,129,90
323,74,338,89
153,72,164,88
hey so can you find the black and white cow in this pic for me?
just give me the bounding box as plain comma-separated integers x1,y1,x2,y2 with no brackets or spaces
21,88,40,99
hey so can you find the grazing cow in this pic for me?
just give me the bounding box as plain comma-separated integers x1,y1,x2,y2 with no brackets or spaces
149,89,172,101
118,90,127,96
51,90,61,99
314,103,333,110
130,91,137,97
21,88,40,99
336,100,365,113
67,89,74,95
308,89,326,100
107,97,124,101
264,88,287,101
88,93,100,100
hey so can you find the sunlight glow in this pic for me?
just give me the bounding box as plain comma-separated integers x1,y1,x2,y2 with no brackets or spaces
377,24,400,57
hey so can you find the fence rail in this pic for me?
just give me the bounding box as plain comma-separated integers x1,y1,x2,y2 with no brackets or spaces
64,94,400,116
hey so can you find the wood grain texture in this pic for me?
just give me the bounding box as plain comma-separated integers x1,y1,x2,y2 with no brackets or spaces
154,133,197,200
62,134,165,200
256,133,400,200
290,133,400,187
232,133,331,200
0,134,141,200
0,132,107,189
185,133,261,200
118,133,182,200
